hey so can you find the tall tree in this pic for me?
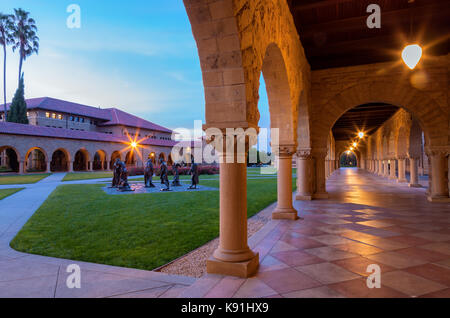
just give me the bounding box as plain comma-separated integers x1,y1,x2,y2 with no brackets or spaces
12,8,39,86
7,76,28,124
0,13,13,122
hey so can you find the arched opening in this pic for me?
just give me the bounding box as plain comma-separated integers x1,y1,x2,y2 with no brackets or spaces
158,153,166,164
340,151,357,167
74,149,89,171
25,147,47,173
125,151,136,166
93,150,107,171
51,149,69,172
110,151,121,169
167,154,173,166
0,146,20,173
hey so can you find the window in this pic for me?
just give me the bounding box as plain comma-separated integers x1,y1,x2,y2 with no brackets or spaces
26,112,29,117
70,116,74,121
76,117,79,122
81,118,85,123
52,113,56,119
46,112,50,118
58,114,63,120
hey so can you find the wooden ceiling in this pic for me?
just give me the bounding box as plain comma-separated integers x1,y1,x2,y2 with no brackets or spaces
288,0,450,70
332,103,399,141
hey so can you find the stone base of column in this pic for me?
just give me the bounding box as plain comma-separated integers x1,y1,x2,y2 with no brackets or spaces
389,176,396,180
206,253,259,278
295,194,312,201
272,207,299,220
397,178,408,183
427,195,450,203
312,192,329,199
409,184,422,188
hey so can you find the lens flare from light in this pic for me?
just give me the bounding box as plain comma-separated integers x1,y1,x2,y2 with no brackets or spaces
358,132,365,139
402,44,422,70
352,142,357,147
350,147,354,151
131,141,137,148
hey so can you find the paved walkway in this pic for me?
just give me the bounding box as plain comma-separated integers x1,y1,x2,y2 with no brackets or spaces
0,173,195,298
180,168,450,298
1,169,448,298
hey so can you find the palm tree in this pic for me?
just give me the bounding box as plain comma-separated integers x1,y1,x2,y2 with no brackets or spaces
12,8,39,86
0,13,13,122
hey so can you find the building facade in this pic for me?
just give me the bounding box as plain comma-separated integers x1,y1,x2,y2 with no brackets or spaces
0,97,177,173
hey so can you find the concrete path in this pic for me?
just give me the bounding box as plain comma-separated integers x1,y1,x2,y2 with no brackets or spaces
0,173,195,298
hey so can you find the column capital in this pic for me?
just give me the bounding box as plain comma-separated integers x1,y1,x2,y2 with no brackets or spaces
311,147,328,158
296,147,312,159
278,144,296,157
425,147,449,157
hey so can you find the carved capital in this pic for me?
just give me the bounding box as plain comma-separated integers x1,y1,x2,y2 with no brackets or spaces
296,148,312,159
277,144,296,157
425,147,449,157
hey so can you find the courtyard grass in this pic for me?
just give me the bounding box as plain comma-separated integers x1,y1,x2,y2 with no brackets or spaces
0,174,50,185
62,171,114,182
11,177,296,271
0,188,24,200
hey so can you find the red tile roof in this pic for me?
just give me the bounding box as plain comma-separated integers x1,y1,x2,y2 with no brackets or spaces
0,121,177,147
3,97,172,133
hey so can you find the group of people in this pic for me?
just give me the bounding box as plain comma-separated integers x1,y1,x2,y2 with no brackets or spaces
112,156,199,192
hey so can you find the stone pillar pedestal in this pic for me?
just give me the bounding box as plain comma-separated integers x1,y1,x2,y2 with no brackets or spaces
207,140,259,277
427,150,450,202
397,158,407,183
409,157,421,187
273,146,298,220
296,149,313,201
312,149,328,199
389,159,397,179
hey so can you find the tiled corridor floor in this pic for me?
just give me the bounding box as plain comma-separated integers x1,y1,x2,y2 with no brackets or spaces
180,168,450,298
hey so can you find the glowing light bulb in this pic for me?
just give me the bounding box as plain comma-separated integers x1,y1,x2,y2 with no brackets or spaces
346,151,351,155
358,132,365,139
131,142,137,148
402,44,422,70
350,147,354,151
352,142,357,147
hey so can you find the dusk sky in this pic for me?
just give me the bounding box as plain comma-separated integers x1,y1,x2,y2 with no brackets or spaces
0,0,270,136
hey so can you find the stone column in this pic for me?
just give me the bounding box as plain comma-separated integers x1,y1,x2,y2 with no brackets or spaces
427,150,449,202
382,160,389,177
397,158,407,183
206,133,258,278
409,157,421,187
377,160,382,176
312,149,328,199
19,161,25,174
46,161,51,173
296,148,313,201
88,161,94,172
68,161,74,173
273,146,298,220
389,159,397,179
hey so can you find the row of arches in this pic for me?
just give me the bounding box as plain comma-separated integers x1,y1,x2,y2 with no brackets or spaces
0,146,174,174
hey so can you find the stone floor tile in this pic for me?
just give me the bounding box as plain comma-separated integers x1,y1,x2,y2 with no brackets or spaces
311,234,353,245
257,267,322,294
232,278,277,298
282,286,345,298
405,264,450,286
419,242,450,255
381,271,447,297
332,256,396,276
333,241,384,256
412,232,450,242
305,246,358,261
296,262,360,284
396,247,449,262
271,250,325,267
328,277,408,298
365,251,428,269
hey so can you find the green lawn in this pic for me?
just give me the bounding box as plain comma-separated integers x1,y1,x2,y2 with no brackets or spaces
62,171,114,182
0,188,24,200
0,174,50,185
11,177,296,271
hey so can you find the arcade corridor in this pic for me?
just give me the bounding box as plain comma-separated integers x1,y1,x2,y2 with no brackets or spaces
181,168,450,298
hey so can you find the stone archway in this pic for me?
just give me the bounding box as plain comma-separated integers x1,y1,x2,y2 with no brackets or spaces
110,151,121,170
51,149,70,172
0,145,21,173
311,81,448,199
24,147,47,173
93,150,108,171
74,149,90,171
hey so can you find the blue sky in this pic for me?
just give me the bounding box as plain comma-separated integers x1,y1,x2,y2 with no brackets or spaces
0,0,270,136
